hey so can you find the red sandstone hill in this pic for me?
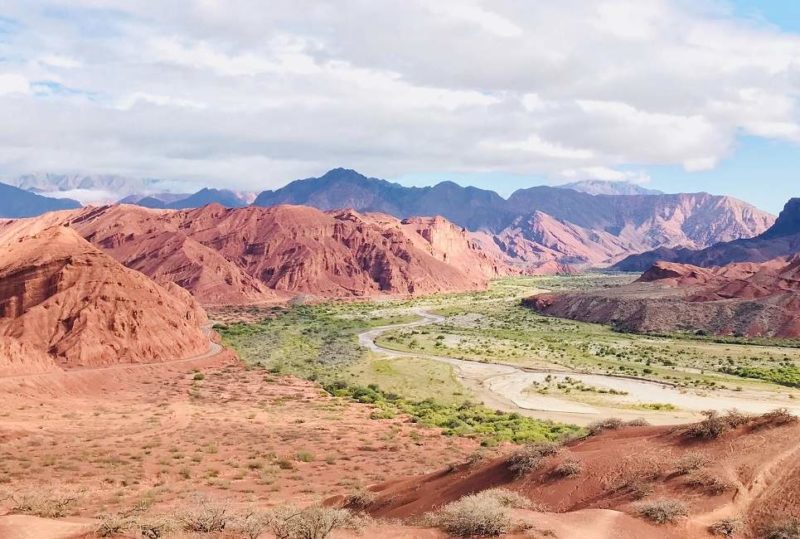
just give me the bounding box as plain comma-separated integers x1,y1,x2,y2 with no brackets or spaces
1,204,525,305
525,256,800,338
0,226,209,376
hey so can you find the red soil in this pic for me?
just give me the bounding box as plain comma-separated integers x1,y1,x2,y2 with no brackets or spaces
360,419,800,538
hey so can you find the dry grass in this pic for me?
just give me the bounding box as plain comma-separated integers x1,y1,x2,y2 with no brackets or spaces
708,517,744,537
553,457,583,478
8,489,81,518
610,453,666,499
683,471,734,495
177,496,230,533
683,409,797,440
343,489,377,511
634,499,688,524
425,489,531,537
587,418,624,435
761,518,800,539
673,452,708,475
508,442,561,478
269,505,361,539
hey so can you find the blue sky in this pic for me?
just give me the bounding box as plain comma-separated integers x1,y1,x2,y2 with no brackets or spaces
1,1,799,213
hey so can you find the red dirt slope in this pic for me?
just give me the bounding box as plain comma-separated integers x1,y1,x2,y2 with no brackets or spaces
0,226,209,375
357,415,800,538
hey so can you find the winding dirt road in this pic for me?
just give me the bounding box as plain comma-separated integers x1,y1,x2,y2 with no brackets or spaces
359,310,800,426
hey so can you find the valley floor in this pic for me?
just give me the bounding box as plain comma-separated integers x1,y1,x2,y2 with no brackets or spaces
2,275,800,538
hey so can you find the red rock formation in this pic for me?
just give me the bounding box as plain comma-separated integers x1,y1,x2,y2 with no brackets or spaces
0,226,209,374
3,204,528,304
526,256,800,338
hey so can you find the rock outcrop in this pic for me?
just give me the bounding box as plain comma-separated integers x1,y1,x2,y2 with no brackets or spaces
4,204,526,304
526,256,800,338
0,226,209,374
614,197,800,271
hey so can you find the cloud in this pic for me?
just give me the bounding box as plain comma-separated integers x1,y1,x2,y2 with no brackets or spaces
0,1,799,191
0,73,29,96
560,166,651,184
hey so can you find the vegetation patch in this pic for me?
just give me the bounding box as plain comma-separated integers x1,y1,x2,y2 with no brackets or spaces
721,365,800,388
425,489,531,537
634,499,688,524
325,381,582,445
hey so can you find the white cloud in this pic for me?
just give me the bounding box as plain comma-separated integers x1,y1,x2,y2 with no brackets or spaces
426,1,523,38
1,0,800,191
0,73,30,96
484,135,594,161
561,166,651,184
38,54,82,69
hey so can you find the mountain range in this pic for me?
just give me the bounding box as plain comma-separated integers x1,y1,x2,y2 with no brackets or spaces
0,182,81,218
0,168,777,272
1,204,521,305
560,179,663,196
614,198,800,271
253,168,774,268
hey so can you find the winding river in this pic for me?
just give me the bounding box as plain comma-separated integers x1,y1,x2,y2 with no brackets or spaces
358,309,800,426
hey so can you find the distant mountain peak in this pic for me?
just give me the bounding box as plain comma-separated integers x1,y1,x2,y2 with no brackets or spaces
761,198,800,239
0,182,81,218
558,180,663,196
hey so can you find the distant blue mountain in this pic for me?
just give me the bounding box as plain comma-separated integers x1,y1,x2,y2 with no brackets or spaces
0,181,81,218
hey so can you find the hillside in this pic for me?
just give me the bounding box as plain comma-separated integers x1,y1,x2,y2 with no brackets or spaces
351,416,800,538
7,203,523,304
614,197,800,271
254,168,774,267
526,256,800,338
0,226,209,375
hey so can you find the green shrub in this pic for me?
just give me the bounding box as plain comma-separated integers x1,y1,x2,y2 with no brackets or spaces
324,381,582,444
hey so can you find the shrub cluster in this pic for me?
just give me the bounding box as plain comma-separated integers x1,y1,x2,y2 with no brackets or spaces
708,517,744,537
634,499,688,524
325,381,583,444
682,408,798,440
508,442,561,478
425,489,530,537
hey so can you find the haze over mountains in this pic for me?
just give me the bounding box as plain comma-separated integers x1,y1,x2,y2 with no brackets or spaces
0,182,81,218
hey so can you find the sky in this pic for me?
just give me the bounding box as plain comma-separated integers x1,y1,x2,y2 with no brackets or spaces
1,1,799,213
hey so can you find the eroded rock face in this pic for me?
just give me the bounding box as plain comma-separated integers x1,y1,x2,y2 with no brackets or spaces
526,256,800,338
615,197,800,271
3,204,526,304
0,226,209,373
